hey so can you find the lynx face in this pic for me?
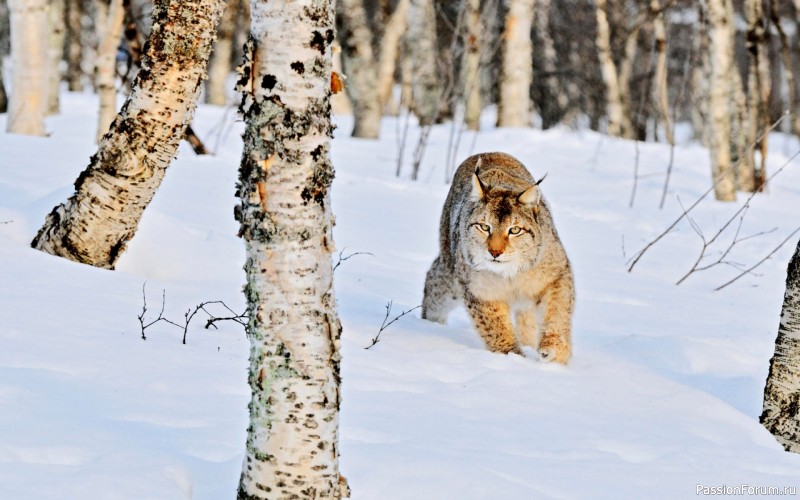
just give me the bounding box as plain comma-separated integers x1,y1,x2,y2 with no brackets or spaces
462,174,543,279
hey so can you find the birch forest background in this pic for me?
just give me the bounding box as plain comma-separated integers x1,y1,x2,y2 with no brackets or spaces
4,0,800,498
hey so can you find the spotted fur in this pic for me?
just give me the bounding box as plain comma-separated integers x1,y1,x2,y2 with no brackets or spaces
422,152,575,363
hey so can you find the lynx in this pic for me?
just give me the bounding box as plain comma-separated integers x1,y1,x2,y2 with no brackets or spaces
422,152,575,363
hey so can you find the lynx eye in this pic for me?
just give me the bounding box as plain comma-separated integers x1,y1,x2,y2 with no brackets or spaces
476,223,491,232
508,226,523,235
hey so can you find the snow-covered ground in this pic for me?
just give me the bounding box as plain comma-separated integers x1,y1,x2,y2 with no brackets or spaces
2,92,800,499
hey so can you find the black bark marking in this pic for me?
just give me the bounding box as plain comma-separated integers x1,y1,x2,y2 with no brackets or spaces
261,74,277,90
290,61,305,74
310,31,326,54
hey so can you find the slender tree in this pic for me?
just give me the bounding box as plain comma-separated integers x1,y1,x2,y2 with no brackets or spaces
462,0,481,131
376,0,409,116
595,0,632,137
761,239,800,453
497,0,534,127
65,0,84,91
743,0,769,192
406,0,441,125
95,0,126,142
47,0,66,115
651,0,673,145
205,0,240,106
234,0,346,497
703,0,737,201
337,0,381,138
32,0,226,268
6,0,48,136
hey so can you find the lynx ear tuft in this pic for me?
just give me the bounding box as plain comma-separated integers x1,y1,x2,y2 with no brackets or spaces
518,184,541,206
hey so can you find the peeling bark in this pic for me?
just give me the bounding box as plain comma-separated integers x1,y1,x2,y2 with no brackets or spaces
6,0,48,136
31,0,226,268
762,239,800,453
497,0,534,127
235,1,345,498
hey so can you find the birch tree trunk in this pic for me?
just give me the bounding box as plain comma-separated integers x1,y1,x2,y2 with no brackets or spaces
376,0,409,116
205,0,238,106
651,0,673,145
234,1,345,498
703,0,737,202
497,0,534,127
406,0,441,125
462,0,481,131
338,0,381,138
47,0,65,115
743,0,769,192
761,239,800,453
65,0,84,91
595,0,632,138
95,0,125,143
31,0,226,268
6,0,48,136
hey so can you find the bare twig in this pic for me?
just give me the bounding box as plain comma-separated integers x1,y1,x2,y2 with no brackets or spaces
627,112,794,273
365,300,421,349
137,284,247,343
0,220,12,224
137,283,168,340
714,226,800,291
332,248,374,272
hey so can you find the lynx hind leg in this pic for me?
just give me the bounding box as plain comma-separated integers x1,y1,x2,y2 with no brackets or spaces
422,256,458,324
464,292,522,355
514,307,541,350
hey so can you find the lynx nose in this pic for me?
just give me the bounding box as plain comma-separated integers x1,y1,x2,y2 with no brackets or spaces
489,247,503,258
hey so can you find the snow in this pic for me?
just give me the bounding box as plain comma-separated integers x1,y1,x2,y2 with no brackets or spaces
2,92,800,499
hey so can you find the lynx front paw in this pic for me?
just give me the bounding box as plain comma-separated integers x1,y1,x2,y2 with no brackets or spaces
538,334,570,364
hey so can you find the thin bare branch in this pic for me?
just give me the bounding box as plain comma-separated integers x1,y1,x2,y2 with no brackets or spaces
365,300,421,349
715,227,800,291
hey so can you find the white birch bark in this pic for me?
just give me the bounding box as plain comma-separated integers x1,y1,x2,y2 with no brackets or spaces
95,0,125,143
595,0,632,138
462,0,481,131
377,0,409,116
6,0,48,136
651,0,673,145
703,0,737,201
0,50,7,113
47,0,65,115
338,0,381,138
406,0,440,125
234,1,345,498
205,0,238,106
761,239,800,453
32,0,226,268
497,0,534,128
